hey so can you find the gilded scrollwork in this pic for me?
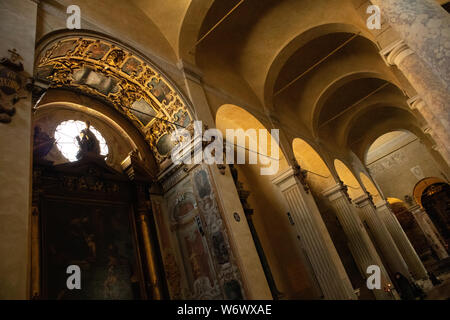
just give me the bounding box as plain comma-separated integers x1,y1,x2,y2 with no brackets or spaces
36,36,193,165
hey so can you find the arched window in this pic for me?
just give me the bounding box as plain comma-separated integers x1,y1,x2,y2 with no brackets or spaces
54,120,108,162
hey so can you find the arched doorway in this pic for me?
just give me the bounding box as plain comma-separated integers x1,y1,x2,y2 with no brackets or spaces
413,178,450,245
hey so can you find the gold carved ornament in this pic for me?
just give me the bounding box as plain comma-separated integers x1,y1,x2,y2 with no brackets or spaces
36,37,193,164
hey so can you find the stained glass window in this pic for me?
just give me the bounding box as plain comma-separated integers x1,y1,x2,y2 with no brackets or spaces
54,120,108,162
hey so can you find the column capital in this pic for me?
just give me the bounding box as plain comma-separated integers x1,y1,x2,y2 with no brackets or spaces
272,165,309,193
322,182,351,202
354,193,376,209
409,204,425,215
375,199,390,209
380,40,414,67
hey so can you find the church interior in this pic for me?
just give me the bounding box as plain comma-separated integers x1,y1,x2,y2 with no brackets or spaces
0,0,449,300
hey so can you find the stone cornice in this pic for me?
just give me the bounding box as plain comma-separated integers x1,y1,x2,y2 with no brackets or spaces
271,166,296,188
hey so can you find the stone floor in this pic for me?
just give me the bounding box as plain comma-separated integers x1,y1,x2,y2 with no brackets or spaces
424,272,450,300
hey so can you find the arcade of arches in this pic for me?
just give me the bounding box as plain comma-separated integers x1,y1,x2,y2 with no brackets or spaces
0,0,449,300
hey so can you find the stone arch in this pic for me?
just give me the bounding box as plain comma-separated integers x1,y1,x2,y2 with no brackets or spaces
312,73,396,135
363,129,449,214
35,30,194,168
348,111,422,160
215,104,318,299
334,159,365,200
215,104,288,172
333,83,409,148
413,177,448,208
34,89,157,174
178,0,216,64
360,172,382,205
292,138,335,193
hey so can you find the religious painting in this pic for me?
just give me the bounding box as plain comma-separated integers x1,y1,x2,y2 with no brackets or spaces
194,170,212,199
51,40,78,58
156,133,174,156
130,98,157,126
87,42,110,60
173,192,196,220
148,77,173,104
151,200,182,299
173,109,191,128
211,231,230,265
185,230,215,294
122,57,143,77
224,280,243,300
160,166,245,300
73,67,119,95
41,200,141,300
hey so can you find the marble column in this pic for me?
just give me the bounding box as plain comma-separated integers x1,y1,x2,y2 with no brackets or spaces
354,194,411,279
380,40,450,165
410,205,449,260
373,0,450,87
376,201,428,280
0,0,38,299
273,167,356,300
323,183,395,300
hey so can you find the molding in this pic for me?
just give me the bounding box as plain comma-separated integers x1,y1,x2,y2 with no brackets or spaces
271,166,296,187
407,95,426,111
375,199,390,209
354,194,375,208
409,204,423,214
380,39,414,66
322,182,349,202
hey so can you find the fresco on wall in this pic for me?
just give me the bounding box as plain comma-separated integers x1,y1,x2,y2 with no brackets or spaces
152,200,183,299
368,150,408,175
154,165,245,300
42,201,140,300
130,98,157,126
173,109,191,128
